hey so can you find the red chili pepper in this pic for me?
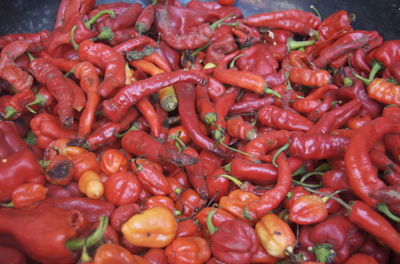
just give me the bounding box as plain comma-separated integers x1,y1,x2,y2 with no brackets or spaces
322,170,351,191
135,4,155,35
0,30,50,50
245,153,292,220
102,70,207,122
165,236,210,264
132,158,172,196
38,197,114,224
95,3,142,32
258,105,314,131
25,86,55,113
137,97,161,138
30,58,75,127
85,108,138,151
144,248,168,264
174,82,226,157
243,9,320,36
195,84,217,125
206,34,237,64
78,39,125,97
289,67,332,87
0,40,33,92
175,188,206,217
104,171,141,206
226,115,257,141
1,90,35,120
53,0,95,29
345,117,400,206
0,207,87,264
205,167,230,202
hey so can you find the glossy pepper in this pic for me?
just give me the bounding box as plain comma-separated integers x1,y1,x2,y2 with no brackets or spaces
10,183,47,209
165,236,211,264
94,243,150,264
258,105,314,131
0,149,45,202
122,206,177,248
0,207,86,264
210,219,257,264
0,121,28,159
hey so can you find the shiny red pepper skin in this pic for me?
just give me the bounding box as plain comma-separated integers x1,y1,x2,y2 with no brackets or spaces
210,219,257,264
122,130,198,167
95,3,142,32
243,9,320,36
102,70,207,122
182,148,209,199
135,4,155,35
37,197,115,224
0,30,50,50
110,203,141,232
104,171,141,206
345,117,400,206
0,121,28,159
289,133,349,159
0,246,26,264
258,105,314,131
0,149,45,202
0,207,87,264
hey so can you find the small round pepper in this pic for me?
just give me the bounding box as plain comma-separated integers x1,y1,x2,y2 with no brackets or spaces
165,236,211,264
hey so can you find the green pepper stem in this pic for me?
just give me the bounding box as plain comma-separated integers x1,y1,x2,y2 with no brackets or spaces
242,206,253,220
216,174,242,187
291,166,306,177
224,163,232,172
229,53,246,69
206,209,217,235
70,25,79,50
25,94,46,113
66,215,108,251
114,122,138,138
314,243,336,263
210,14,236,32
96,26,114,42
79,245,92,263
3,106,17,119
264,86,282,99
315,163,332,172
24,131,37,146
191,42,211,57
343,77,353,86
300,171,324,183
218,140,256,160
368,60,383,80
0,201,14,207
377,203,400,222
26,52,35,61
85,10,115,29
272,143,290,167
287,39,316,51
310,5,322,20
292,180,321,189
204,113,217,125
304,187,350,209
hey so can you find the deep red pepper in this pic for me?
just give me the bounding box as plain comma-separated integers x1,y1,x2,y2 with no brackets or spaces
38,197,114,224
0,40,33,92
11,183,47,209
243,9,320,36
0,246,26,264
289,133,349,159
102,70,207,122
289,194,328,225
110,203,141,232
53,0,95,29
30,58,75,127
0,121,29,159
182,147,209,199
104,171,141,206
135,4,155,35
95,3,142,32
206,34,237,64
345,117,400,206
144,248,168,264
0,31,50,50
358,236,389,264
322,170,351,191
175,188,207,218
258,105,314,131
78,39,125,97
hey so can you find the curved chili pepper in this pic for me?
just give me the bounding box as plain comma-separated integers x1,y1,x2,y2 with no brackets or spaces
345,117,400,206
0,40,33,92
243,9,320,36
181,147,208,199
78,39,125,97
195,84,216,125
137,97,161,138
30,58,75,127
226,115,257,141
54,0,95,29
1,90,35,120
135,4,155,35
245,153,292,220
174,82,226,157
367,78,400,106
289,68,331,87
102,70,207,122
95,3,142,32
0,30,50,50
85,108,138,151
258,105,314,131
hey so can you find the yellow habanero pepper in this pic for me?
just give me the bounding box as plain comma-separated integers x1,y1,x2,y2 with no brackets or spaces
255,213,296,258
121,206,177,248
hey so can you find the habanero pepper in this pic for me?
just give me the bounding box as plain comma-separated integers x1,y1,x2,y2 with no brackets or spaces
102,70,208,122
288,194,328,225
165,236,211,264
175,188,207,218
210,219,257,264
94,243,149,264
206,33,237,64
0,40,33,92
99,148,128,176
104,171,141,206
219,189,260,221
45,154,74,185
10,183,47,209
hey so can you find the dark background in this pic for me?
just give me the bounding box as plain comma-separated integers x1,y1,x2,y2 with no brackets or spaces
0,0,399,40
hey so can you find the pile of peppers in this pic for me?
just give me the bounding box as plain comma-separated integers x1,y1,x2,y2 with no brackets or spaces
1,0,400,263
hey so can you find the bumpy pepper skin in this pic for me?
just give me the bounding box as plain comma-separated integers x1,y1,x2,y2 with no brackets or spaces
0,149,45,202
122,206,177,248
104,171,141,206
94,243,150,264
258,105,314,131
289,195,328,225
256,213,296,258
165,236,211,264
0,207,86,264
367,78,400,106
211,219,257,264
